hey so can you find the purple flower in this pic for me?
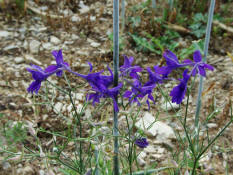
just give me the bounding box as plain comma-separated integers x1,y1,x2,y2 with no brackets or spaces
120,55,142,79
170,69,190,104
87,83,122,112
70,63,113,90
70,63,122,111
45,49,69,77
162,50,184,76
135,138,149,148
190,50,214,77
124,79,155,110
27,65,53,94
144,66,164,86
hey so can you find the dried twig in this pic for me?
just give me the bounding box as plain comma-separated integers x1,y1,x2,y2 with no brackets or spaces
213,20,233,34
27,4,64,19
166,23,191,33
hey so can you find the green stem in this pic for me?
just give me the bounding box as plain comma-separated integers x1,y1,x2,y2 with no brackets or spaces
68,90,83,174
126,115,133,175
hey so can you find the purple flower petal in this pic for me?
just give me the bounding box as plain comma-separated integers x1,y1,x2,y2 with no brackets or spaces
45,65,58,73
163,50,179,66
123,90,132,98
170,69,190,104
30,64,44,72
120,55,142,79
56,70,63,77
193,50,202,62
52,49,63,65
182,59,193,64
135,138,149,148
27,81,41,94
203,64,214,71
87,62,93,72
198,66,206,77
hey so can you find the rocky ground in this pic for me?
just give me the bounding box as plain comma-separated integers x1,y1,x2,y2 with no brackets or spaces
0,0,233,174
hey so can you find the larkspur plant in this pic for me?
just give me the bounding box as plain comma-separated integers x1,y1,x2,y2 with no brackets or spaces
26,48,216,174
27,49,213,109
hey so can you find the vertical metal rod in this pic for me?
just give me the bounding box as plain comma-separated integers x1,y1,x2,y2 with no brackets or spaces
152,0,156,9
194,0,215,149
169,0,173,10
113,0,119,175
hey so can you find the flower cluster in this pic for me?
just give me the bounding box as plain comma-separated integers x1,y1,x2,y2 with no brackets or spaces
134,138,149,148
27,49,213,111
27,50,69,94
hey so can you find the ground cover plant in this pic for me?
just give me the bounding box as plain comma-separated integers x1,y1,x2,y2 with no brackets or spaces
0,0,233,175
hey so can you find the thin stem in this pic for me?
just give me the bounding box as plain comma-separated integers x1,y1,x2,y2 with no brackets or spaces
63,72,83,174
183,88,195,157
46,80,68,95
191,159,198,175
126,166,174,175
68,91,83,174
125,115,133,175
113,0,120,175
198,118,233,160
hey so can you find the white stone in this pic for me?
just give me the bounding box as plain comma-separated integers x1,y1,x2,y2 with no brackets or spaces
29,40,41,53
138,151,147,159
2,161,11,170
39,170,45,175
144,145,156,153
79,1,90,14
75,93,84,100
76,103,83,113
42,42,52,50
151,153,163,159
23,40,28,49
23,166,34,173
62,104,67,113
84,108,92,119
3,44,18,51
67,104,73,113
71,15,81,22
54,102,63,113
99,126,110,134
14,57,24,64
161,101,179,111
135,112,175,140
50,36,61,45
51,60,56,65
71,34,79,40
155,121,176,141
207,123,218,129
0,31,10,38
90,16,96,21
24,54,42,65
90,42,101,48
135,112,157,136
157,147,165,154
137,156,146,166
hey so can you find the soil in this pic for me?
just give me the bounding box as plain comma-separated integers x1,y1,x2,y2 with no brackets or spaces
0,0,232,174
